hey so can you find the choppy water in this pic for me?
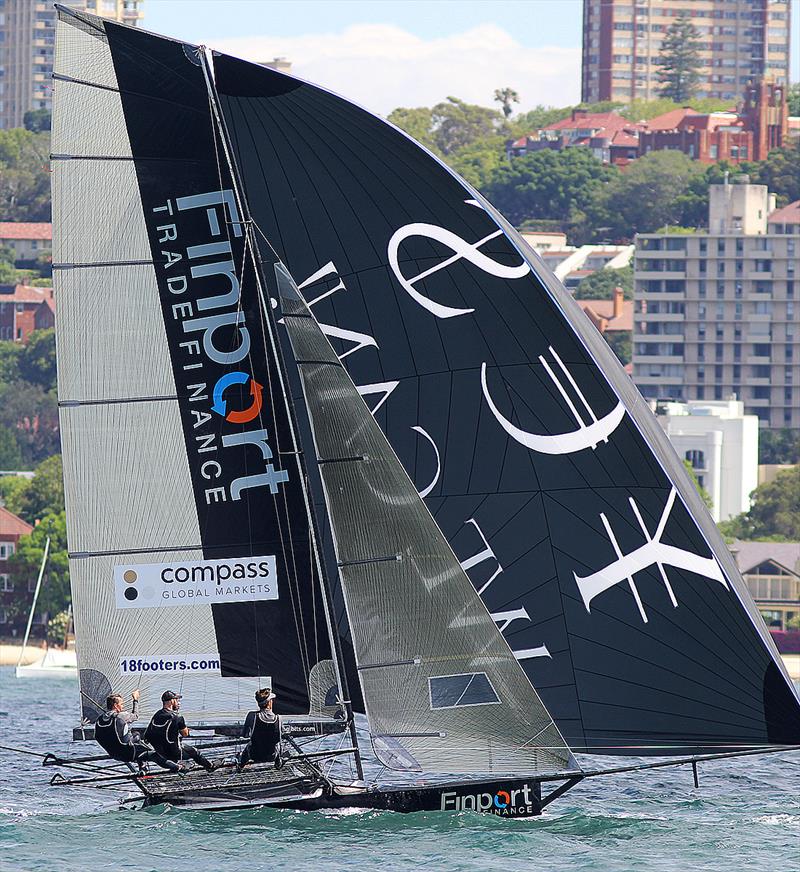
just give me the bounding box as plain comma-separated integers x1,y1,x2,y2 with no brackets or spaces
1,667,798,871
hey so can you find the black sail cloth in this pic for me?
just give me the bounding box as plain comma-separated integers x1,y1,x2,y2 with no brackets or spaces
212,54,800,752
65,11,332,714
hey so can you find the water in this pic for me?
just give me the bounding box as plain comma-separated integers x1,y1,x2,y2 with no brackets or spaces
1,667,798,871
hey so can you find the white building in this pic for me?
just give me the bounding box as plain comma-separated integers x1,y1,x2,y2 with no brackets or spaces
653,398,758,523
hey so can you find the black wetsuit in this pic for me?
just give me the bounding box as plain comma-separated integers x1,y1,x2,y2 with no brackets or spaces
94,706,179,772
144,707,213,771
239,709,281,767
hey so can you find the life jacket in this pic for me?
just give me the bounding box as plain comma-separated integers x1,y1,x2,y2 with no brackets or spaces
249,711,281,761
94,711,136,762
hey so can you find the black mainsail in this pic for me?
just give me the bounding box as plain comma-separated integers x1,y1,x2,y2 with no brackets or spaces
211,55,800,753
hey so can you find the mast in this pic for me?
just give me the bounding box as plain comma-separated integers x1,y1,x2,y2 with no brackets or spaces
198,51,364,779
15,537,51,670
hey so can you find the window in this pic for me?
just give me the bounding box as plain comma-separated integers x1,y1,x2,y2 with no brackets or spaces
0,608,7,624
429,673,500,710
0,542,14,559
0,574,12,592
685,449,705,469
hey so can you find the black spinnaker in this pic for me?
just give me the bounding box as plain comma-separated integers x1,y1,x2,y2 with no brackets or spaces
212,54,800,753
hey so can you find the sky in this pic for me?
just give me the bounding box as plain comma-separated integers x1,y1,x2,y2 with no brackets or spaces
144,0,799,117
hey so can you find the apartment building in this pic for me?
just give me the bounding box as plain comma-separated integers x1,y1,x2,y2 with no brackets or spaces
653,398,758,522
581,0,792,104
0,0,144,130
632,178,799,429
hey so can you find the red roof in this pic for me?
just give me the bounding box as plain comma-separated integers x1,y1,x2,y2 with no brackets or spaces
577,298,634,332
544,112,635,134
0,284,54,304
0,505,34,537
0,222,52,241
768,200,800,225
645,108,702,131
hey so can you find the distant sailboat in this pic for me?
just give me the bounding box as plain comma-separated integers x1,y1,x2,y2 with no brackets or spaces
15,537,77,679
40,5,798,815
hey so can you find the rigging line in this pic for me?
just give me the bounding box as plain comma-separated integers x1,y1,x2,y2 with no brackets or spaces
203,66,314,686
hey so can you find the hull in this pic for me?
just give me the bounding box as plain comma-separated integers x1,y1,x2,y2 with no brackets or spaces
139,772,547,818
16,649,78,679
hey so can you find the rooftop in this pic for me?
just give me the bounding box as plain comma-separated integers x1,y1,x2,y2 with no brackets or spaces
0,506,34,538
0,222,52,241
0,284,54,304
767,200,800,225
732,540,800,577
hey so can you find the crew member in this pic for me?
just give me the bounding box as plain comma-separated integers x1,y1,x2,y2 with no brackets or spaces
144,690,214,772
238,688,282,769
94,689,181,773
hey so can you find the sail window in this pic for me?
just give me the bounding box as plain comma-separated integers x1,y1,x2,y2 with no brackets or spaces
428,673,500,710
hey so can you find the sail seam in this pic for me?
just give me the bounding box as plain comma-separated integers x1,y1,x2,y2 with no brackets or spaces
59,395,178,407
69,545,204,559
53,260,156,270
358,658,421,671
51,72,210,116
50,153,209,164
337,555,402,567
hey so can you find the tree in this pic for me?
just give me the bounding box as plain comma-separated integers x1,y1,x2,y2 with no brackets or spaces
482,147,615,226
0,380,59,466
0,472,30,515
15,454,64,524
682,458,713,510
656,12,703,103
18,329,56,392
430,97,507,156
787,83,800,117
594,150,704,239
719,467,800,540
493,87,520,119
23,109,51,133
447,136,509,190
0,427,23,470
386,106,439,154
11,510,69,617
605,331,632,365
572,266,634,300
0,128,51,222
758,429,800,465
745,142,800,206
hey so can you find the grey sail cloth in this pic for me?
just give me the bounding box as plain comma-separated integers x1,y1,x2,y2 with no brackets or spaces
276,263,572,776
212,53,800,753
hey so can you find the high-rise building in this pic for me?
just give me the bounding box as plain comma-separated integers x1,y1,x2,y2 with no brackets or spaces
632,178,799,430
0,0,144,130
581,0,792,105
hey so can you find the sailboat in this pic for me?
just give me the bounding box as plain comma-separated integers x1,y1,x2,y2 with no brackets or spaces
15,537,78,679
41,5,798,815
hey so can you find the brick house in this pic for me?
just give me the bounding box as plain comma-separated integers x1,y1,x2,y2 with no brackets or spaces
0,506,35,636
0,223,52,266
0,284,55,342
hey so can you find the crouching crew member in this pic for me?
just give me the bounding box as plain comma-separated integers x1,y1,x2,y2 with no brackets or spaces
238,688,282,769
144,690,214,772
94,689,181,773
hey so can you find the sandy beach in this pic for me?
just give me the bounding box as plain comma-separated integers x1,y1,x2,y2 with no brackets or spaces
0,643,47,667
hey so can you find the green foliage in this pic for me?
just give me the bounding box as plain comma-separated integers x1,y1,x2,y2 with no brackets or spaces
620,97,733,122
593,150,704,239
758,429,800,465
0,128,51,222
0,260,20,284
605,331,632,365
0,473,31,513
389,97,507,157
682,459,714,510
18,329,56,391
10,510,69,617
657,12,703,103
13,455,64,524
572,265,633,300
0,380,58,467
493,87,520,119
787,613,800,631
386,106,439,154
47,608,72,643
447,136,509,189
788,83,800,117
23,109,51,133
481,147,615,227
719,467,800,540
431,97,507,156
0,428,24,470
743,142,800,206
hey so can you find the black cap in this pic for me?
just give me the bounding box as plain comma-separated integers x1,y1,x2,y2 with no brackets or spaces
161,690,182,702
